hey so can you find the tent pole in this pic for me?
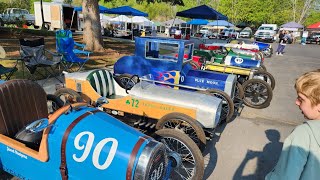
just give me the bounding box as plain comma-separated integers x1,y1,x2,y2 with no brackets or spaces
70,10,75,30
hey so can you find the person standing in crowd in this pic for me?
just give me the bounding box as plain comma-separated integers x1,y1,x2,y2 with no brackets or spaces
275,30,286,56
266,70,320,180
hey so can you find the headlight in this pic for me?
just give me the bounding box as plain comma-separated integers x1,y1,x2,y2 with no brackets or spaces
134,140,167,180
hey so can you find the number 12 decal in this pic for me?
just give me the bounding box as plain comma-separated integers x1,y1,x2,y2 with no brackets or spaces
131,98,139,108
73,131,118,170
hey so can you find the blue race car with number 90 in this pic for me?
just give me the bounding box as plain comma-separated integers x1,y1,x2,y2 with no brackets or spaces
0,79,204,180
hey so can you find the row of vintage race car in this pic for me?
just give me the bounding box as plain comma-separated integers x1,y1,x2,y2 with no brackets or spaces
0,37,275,180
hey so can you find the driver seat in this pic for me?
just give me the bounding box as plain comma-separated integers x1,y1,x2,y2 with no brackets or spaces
0,79,48,137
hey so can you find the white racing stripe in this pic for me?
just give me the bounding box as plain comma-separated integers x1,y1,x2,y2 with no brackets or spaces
93,73,101,95
99,71,107,97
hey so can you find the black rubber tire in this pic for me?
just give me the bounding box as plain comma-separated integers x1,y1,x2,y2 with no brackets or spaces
257,64,267,72
183,60,200,70
54,88,83,104
242,79,273,109
154,129,204,180
200,89,234,123
257,51,264,60
114,74,138,89
235,82,245,99
253,71,275,90
156,113,207,152
46,94,64,114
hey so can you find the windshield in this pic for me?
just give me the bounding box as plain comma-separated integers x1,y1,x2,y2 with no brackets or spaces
258,26,273,31
145,41,194,62
145,41,179,62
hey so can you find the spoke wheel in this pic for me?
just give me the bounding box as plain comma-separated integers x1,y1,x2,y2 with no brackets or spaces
242,79,273,109
252,71,275,90
154,129,204,180
263,48,272,58
202,89,235,123
54,88,83,104
257,64,267,72
256,51,264,61
235,82,245,99
157,113,207,152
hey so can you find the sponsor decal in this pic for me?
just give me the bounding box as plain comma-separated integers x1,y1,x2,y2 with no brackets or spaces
194,78,219,85
7,146,27,159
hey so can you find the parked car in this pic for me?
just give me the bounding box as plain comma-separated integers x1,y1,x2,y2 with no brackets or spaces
169,26,179,36
239,28,253,38
306,32,320,44
219,28,239,39
254,31,274,42
0,8,35,27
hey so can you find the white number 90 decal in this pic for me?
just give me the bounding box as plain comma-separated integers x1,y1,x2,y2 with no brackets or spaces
73,131,118,170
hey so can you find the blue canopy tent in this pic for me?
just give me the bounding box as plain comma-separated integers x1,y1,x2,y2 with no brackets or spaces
175,5,228,37
71,5,109,30
186,19,209,36
207,20,234,27
74,5,109,13
106,6,148,17
176,5,227,20
186,19,209,25
105,6,148,39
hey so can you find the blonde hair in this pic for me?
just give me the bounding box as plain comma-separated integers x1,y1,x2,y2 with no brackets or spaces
295,69,320,106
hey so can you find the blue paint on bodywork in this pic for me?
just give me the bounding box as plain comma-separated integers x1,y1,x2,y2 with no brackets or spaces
253,42,270,50
0,106,152,179
114,37,236,96
229,56,260,68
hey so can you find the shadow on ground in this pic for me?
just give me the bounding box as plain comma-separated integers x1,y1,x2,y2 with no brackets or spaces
232,129,283,180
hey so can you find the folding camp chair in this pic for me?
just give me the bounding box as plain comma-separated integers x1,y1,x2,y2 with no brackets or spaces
19,37,62,85
0,46,18,80
55,30,92,57
56,37,89,72
0,64,17,80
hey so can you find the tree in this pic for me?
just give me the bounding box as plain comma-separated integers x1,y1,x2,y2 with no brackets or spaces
82,0,104,51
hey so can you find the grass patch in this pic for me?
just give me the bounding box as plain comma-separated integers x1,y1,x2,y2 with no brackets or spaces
0,27,55,37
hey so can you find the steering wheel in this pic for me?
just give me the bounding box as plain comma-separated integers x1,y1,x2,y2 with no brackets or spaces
125,75,140,94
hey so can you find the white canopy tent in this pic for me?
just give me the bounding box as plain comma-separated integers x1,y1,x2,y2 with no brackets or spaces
130,16,154,26
110,15,131,22
110,15,131,31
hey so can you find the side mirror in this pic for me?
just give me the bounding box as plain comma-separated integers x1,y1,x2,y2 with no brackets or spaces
26,118,51,133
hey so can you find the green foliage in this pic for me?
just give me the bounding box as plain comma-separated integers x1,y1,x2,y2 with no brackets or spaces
304,11,320,26
98,0,320,26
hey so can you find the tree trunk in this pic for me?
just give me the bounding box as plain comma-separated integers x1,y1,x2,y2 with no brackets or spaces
82,0,104,51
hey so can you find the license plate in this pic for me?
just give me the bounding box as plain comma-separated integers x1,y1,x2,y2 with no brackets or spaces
262,37,265,39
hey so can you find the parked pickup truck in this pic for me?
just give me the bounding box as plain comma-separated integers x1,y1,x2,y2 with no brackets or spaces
0,8,35,27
